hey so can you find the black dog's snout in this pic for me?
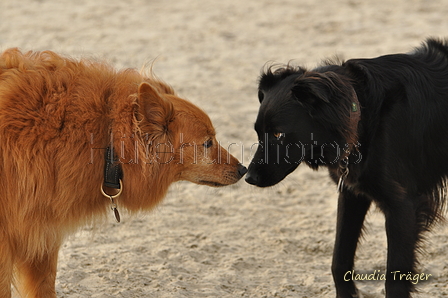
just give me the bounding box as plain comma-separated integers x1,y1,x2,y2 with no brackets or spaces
244,170,258,185
238,164,248,177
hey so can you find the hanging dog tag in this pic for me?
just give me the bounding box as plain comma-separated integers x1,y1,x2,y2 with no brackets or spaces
109,197,121,223
337,168,349,193
101,180,123,223
337,176,344,192
112,207,121,223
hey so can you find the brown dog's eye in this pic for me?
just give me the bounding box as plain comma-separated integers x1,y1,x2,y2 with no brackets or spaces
203,139,213,148
273,132,285,140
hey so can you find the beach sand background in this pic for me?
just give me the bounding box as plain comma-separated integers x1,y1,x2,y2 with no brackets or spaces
1,0,448,297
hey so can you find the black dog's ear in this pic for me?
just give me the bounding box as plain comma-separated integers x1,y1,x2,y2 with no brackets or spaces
292,72,342,106
258,89,264,103
258,65,305,103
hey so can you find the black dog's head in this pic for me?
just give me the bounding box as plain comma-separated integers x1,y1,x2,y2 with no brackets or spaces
245,65,360,187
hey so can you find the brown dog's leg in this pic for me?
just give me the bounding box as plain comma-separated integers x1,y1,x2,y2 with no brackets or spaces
0,240,13,298
17,247,59,298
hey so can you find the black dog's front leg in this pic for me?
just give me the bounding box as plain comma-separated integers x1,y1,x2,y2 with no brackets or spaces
332,190,371,298
383,198,418,298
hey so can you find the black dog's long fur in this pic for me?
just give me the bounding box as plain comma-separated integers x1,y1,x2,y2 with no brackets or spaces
246,38,448,298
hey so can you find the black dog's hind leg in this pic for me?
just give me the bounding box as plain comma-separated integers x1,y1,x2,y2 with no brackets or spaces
332,190,371,298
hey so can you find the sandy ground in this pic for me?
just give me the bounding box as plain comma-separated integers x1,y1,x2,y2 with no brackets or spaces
2,0,448,297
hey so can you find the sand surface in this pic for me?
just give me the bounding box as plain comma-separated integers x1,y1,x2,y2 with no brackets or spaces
1,0,448,297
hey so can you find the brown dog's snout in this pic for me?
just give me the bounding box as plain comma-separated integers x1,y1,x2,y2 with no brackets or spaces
237,164,248,178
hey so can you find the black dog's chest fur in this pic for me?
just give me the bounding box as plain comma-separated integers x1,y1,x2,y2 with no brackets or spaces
247,38,448,298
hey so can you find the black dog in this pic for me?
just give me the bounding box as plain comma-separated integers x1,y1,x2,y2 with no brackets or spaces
246,38,448,298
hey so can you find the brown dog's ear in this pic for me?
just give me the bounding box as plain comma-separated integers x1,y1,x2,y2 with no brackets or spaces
138,82,174,134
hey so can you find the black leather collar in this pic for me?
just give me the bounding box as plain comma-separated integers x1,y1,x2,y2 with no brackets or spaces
104,146,123,189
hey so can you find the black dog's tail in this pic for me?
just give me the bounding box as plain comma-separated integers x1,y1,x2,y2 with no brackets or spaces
424,37,448,58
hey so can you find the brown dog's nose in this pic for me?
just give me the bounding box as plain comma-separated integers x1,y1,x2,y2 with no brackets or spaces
238,164,248,177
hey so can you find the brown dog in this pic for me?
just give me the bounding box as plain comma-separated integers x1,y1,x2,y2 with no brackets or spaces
0,48,246,298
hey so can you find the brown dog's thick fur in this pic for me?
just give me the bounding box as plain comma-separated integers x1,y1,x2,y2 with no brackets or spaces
0,48,245,298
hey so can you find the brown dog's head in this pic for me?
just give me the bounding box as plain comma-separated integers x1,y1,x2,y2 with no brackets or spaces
137,82,247,187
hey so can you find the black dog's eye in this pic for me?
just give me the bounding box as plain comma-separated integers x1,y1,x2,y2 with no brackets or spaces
273,132,285,141
203,139,213,148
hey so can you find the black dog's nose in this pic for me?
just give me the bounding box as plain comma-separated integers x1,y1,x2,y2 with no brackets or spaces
238,164,248,177
245,170,258,185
